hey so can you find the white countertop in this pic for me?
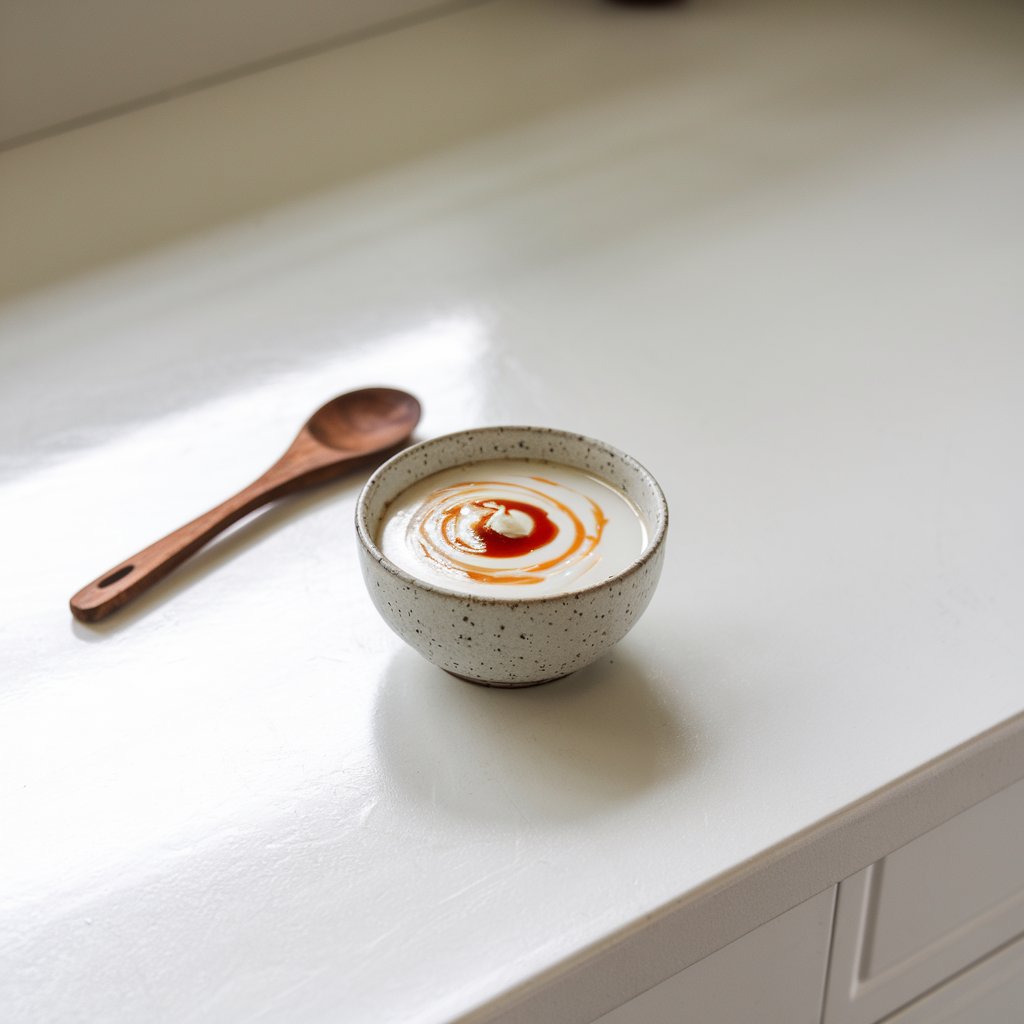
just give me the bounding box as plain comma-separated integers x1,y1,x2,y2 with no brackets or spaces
3,1,1024,1021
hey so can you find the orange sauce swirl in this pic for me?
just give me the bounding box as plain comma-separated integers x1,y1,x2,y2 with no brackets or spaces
411,477,607,586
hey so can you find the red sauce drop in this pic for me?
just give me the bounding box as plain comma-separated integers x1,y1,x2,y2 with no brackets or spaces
442,498,557,558
479,499,557,556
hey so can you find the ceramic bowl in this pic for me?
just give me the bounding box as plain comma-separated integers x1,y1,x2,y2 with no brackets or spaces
355,426,668,687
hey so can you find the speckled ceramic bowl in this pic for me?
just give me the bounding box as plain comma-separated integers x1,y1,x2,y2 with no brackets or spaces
355,426,668,687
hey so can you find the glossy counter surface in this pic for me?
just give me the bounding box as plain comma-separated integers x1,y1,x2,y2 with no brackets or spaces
2,1,1024,1020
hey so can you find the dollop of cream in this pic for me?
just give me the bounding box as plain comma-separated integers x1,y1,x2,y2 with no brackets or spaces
482,502,533,538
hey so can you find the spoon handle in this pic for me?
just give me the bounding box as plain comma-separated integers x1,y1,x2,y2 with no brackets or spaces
70,469,293,624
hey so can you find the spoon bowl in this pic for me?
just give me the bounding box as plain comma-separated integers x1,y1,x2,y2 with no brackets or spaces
306,388,422,451
70,387,421,623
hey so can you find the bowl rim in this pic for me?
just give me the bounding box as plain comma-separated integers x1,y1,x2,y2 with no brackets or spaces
354,425,669,606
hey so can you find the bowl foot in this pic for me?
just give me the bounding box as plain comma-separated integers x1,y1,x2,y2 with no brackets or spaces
444,669,572,689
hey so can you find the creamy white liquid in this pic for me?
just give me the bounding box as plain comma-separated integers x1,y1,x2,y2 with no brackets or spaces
378,459,649,596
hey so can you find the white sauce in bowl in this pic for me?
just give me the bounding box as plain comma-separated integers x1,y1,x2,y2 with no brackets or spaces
378,459,649,597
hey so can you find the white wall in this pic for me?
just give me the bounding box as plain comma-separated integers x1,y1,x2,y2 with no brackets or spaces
0,0,474,146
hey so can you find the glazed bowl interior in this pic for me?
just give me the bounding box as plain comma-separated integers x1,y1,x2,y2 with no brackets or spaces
356,426,667,595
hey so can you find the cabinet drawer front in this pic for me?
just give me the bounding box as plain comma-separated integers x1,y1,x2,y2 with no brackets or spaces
824,776,1024,1024
884,931,1024,1024
594,889,835,1024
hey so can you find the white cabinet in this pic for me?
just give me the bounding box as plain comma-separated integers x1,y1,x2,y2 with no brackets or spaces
824,776,1024,1024
585,777,1024,1024
882,931,1024,1024
594,889,836,1024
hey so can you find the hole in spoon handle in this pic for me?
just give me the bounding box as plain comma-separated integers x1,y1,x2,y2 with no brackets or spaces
98,565,135,588
70,560,143,623
69,475,278,623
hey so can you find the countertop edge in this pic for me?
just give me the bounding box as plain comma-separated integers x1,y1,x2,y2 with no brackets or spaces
466,709,1024,1024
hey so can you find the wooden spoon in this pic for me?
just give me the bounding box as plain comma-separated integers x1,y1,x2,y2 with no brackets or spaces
70,387,421,624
